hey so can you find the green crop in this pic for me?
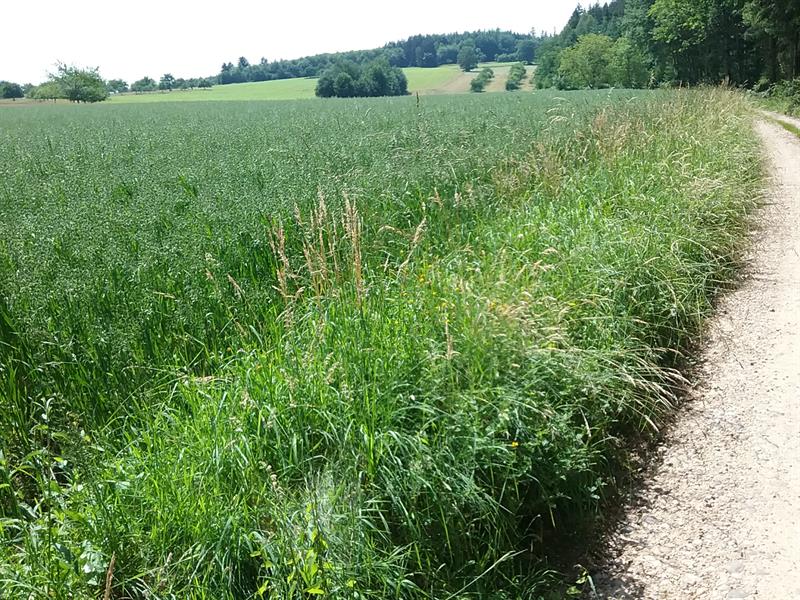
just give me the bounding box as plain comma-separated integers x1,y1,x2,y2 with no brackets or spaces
0,89,759,598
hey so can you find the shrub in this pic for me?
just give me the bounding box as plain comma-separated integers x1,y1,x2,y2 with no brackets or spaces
470,67,495,92
505,62,527,90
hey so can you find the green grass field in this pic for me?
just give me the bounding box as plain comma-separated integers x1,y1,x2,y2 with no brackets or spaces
105,64,511,104
107,66,465,104
109,77,318,102
0,90,759,598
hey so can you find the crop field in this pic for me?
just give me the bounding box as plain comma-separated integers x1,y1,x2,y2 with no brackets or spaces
0,90,759,598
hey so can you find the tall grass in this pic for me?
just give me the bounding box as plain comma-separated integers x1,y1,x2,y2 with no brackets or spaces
0,89,759,598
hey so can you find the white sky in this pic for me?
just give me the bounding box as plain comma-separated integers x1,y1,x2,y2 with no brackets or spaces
2,1,578,84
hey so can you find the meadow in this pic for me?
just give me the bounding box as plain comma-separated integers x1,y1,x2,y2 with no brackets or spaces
0,89,759,598
104,64,526,104
106,65,466,103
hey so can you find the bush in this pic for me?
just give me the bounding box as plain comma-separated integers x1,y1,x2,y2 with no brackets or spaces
470,67,495,92
505,63,527,91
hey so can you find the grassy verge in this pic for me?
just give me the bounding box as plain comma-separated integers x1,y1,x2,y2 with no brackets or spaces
769,116,800,138
0,89,759,598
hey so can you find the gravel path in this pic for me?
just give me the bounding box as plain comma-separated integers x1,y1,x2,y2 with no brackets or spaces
590,120,800,599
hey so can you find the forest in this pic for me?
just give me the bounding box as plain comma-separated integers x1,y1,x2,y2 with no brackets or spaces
535,0,800,89
216,30,534,84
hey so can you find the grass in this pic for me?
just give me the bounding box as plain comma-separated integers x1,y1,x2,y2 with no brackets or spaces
768,115,800,138
109,77,319,103
403,65,464,92
107,66,467,104
0,89,760,598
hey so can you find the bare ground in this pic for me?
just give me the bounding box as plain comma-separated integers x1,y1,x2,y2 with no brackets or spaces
589,120,800,599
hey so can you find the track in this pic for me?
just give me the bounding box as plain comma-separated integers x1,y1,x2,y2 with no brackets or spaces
591,119,800,599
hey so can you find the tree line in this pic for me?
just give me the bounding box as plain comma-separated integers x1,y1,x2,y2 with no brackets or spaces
7,5,798,103
218,30,538,84
534,0,800,90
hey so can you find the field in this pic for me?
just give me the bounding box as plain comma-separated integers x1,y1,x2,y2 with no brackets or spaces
103,64,522,104
0,90,759,598
109,77,319,103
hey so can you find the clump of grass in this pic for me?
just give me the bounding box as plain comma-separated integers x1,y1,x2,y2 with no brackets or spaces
769,116,800,138
0,89,760,598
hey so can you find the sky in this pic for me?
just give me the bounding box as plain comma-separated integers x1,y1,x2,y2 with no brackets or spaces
2,1,579,85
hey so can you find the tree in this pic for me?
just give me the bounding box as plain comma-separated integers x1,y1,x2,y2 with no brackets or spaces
534,37,564,88
238,56,250,69
457,43,479,72
517,39,536,64
51,64,108,102
106,79,128,94
316,71,336,97
131,76,158,93
333,72,356,97
159,73,176,91
0,81,24,99
437,44,459,65
315,59,408,98
609,37,650,87
558,34,616,88
744,0,800,80
29,81,63,100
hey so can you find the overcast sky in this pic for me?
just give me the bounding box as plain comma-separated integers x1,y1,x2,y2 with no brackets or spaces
2,0,579,84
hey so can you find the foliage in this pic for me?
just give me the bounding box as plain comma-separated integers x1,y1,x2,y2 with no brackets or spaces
534,37,564,88
457,42,479,72
557,34,649,89
469,67,494,92
28,81,63,100
215,30,533,85
0,81,24,99
505,62,527,90
609,36,651,88
51,64,108,102
315,59,407,98
0,89,759,598
106,78,128,94
755,77,800,116
159,73,176,91
517,39,537,63
130,76,158,92
743,0,800,81
535,0,799,89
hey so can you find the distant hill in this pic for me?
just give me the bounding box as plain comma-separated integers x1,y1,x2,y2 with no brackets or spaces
215,29,536,85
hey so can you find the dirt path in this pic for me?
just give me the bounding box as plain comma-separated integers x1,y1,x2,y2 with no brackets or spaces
590,120,800,599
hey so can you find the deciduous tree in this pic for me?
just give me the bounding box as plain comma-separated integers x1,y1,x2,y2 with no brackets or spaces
457,43,479,72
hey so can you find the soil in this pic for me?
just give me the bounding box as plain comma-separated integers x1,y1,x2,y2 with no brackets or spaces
589,119,800,599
